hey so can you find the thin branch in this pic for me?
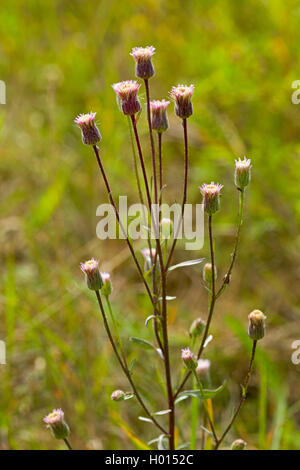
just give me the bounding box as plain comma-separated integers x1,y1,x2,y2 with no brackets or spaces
214,340,257,450
63,438,72,450
92,145,154,305
95,291,167,435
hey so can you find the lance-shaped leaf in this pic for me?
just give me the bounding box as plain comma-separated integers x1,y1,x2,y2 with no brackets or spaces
168,258,205,272
129,337,164,359
175,382,226,403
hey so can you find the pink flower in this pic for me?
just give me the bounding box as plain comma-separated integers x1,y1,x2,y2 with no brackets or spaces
150,100,170,132
112,80,141,115
130,46,155,79
43,408,64,425
170,85,194,119
200,182,223,215
43,408,70,440
80,258,103,291
181,347,197,370
74,112,101,145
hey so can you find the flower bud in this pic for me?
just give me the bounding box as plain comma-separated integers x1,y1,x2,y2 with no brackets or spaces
231,439,247,450
150,100,170,133
112,80,141,115
101,272,112,297
181,347,197,370
43,408,70,440
196,359,211,380
170,84,194,119
202,263,217,285
200,182,223,215
235,157,251,189
189,318,206,338
248,309,266,340
141,248,157,272
160,217,173,239
111,390,125,401
80,258,103,291
130,46,155,79
74,112,101,145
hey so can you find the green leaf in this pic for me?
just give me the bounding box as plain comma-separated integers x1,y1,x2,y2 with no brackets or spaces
176,382,226,401
138,416,154,424
168,258,205,272
129,337,164,359
152,409,171,416
145,315,161,327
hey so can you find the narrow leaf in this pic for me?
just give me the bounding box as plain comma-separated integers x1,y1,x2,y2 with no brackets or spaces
168,258,205,272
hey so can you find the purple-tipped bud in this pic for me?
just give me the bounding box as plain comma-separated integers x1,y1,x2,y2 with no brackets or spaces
111,390,125,401
80,258,103,291
200,182,223,215
189,318,206,338
248,310,266,340
203,262,217,285
181,347,197,370
170,84,194,119
101,272,112,297
112,80,141,115
150,100,170,133
74,112,101,145
231,439,247,450
130,46,155,79
196,359,211,380
235,157,252,189
43,408,70,440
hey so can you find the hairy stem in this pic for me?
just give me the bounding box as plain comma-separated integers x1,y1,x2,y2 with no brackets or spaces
63,438,73,450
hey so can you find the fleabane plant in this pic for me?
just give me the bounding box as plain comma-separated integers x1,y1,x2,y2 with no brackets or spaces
45,46,267,451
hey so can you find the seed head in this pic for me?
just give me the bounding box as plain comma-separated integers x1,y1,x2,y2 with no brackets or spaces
170,84,194,119
203,262,217,285
130,46,155,79
74,112,101,145
111,390,125,401
43,408,70,440
189,318,206,338
235,157,252,189
181,347,197,370
112,80,141,115
150,100,170,133
80,258,103,291
231,439,247,450
101,272,112,297
200,182,223,215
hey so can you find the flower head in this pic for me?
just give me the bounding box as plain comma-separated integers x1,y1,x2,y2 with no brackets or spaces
203,262,217,285
112,80,141,115
248,309,266,340
235,157,252,189
196,359,211,379
101,272,112,297
189,317,206,338
141,247,156,272
130,46,155,79
160,217,173,239
74,112,101,145
181,347,197,370
231,439,247,450
80,258,103,291
200,182,223,215
150,100,170,133
111,390,125,401
43,408,70,440
170,84,194,119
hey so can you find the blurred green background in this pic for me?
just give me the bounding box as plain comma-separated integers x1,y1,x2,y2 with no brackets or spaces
0,0,299,450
